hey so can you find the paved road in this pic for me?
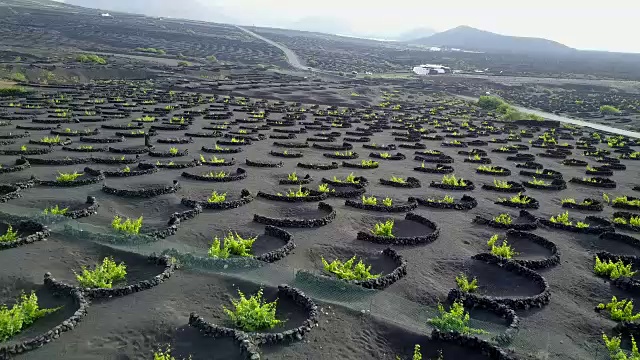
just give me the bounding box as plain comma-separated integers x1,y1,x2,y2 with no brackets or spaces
236,26,309,71
236,26,348,82
456,95,640,139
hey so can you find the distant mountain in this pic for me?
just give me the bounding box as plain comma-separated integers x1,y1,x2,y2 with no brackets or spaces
411,25,574,54
62,0,237,24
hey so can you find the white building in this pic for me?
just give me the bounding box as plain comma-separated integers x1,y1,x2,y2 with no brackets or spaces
412,64,452,75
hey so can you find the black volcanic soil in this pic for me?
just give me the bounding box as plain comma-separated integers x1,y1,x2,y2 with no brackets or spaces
0,80,638,360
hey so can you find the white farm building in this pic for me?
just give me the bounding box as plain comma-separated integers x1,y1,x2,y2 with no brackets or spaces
412,64,452,75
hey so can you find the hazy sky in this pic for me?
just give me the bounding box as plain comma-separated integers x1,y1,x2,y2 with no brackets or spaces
56,0,640,53
200,0,640,53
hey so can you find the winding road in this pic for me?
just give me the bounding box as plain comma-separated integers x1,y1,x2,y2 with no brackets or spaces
456,95,640,139
236,26,309,71
237,26,346,80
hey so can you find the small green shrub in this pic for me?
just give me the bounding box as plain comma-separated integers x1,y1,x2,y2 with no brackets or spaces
614,216,640,226
0,87,28,97
332,172,359,184
229,137,244,143
287,172,298,181
581,177,599,183
372,219,394,237
389,176,406,184
600,105,621,114
380,152,391,159
111,215,143,234
492,179,512,189
413,344,423,360
75,257,127,288
0,292,61,341
398,345,443,360
204,170,228,178
40,135,61,144
597,296,640,322
423,150,441,155
395,344,426,360
613,196,640,207
576,221,590,228
456,273,478,293
169,147,179,155
595,256,637,280
56,171,82,182
428,300,487,335
492,213,512,225
136,47,166,55
561,198,576,204
208,232,256,258
207,237,231,259
225,233,256,255
477,165,504,173
285,186,309,198
322,256,380,280
153,345,179,360
200,154,224,164
441,174,467,187
207,191,227,203
0,225,19,242
362,195,377,205
43,205,68,216
528,177,548,186
121,166,131,173
428,195,454,204
549,211,576,226
137,115,156,122
602,334,640,360
223,289,282,331
477,96,506,110
318,183,331,193
487,234,518,259
382,197,393,207
361,159,378,167
76,54,107,64
499,193,531,205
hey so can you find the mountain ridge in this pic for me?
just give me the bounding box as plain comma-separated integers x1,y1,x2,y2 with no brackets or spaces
411,25,574,54
61,0,238,24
